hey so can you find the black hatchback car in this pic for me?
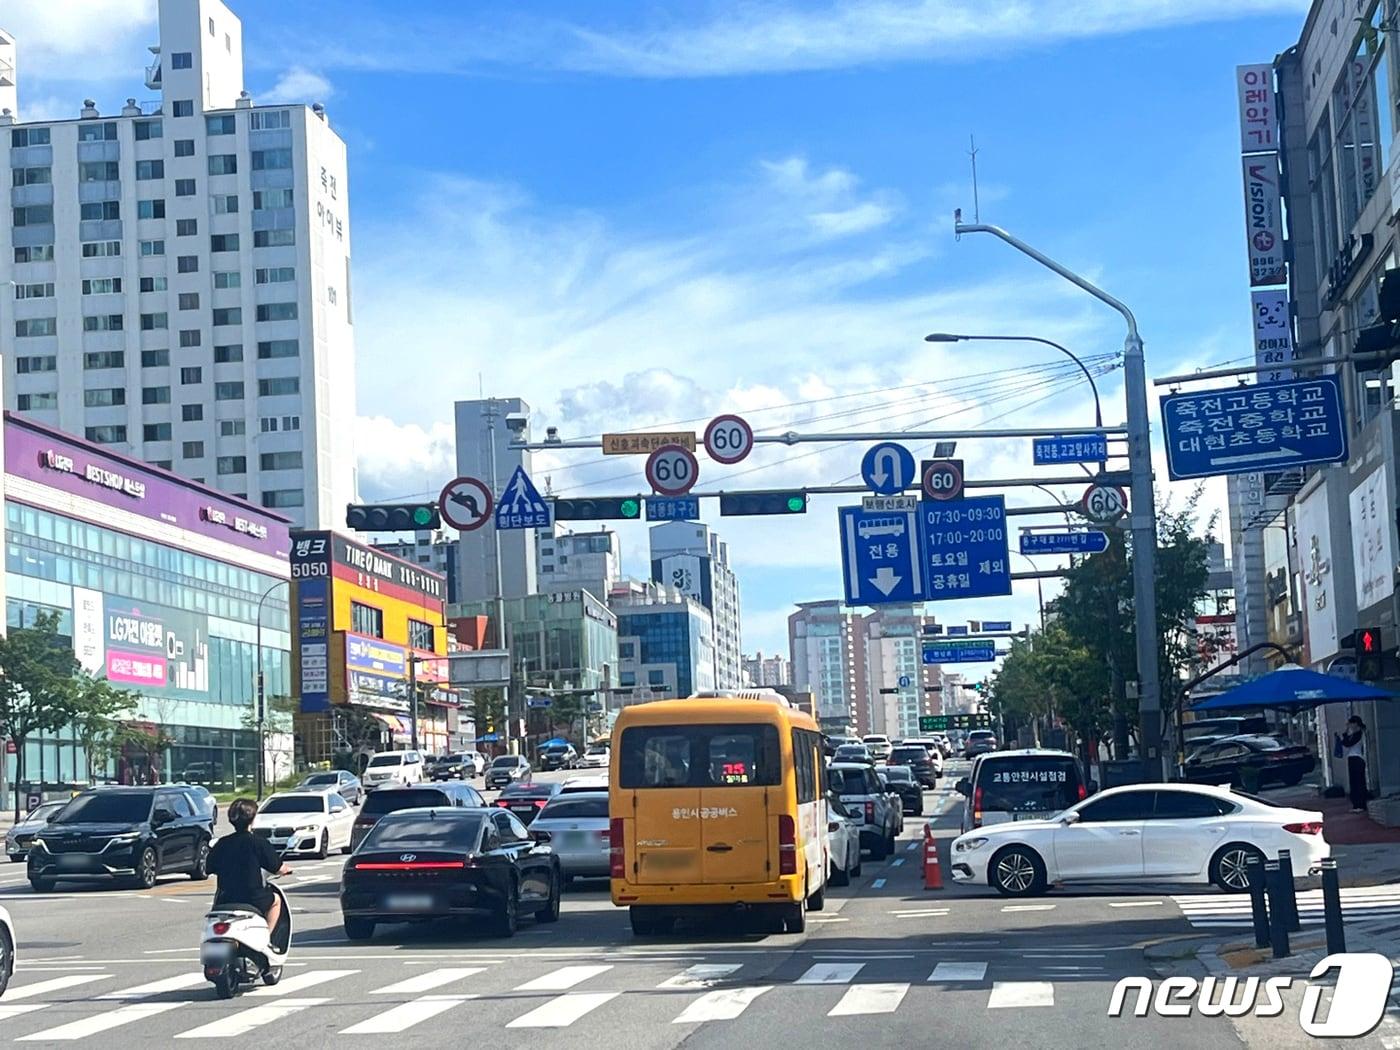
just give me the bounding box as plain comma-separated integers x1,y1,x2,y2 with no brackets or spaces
27,786,212,892
340,807,561,940
494,780,563,826
888,745,939,787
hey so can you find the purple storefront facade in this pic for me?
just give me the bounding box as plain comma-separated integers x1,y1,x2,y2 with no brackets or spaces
1,413,294,800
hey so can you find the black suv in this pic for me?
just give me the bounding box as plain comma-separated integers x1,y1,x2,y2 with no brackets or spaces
26,786,213,892
888,745,939,787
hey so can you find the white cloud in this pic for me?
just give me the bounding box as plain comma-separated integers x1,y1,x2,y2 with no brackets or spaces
355,415,456,501
3,0,157,117
260,66,334,105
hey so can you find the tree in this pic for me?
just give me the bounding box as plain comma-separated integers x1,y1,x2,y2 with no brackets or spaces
69,673,138,784
470,687,508,742
0,612,86,817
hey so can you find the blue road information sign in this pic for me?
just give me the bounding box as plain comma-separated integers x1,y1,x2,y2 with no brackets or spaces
921,624,944,635
918,495,1013,601
645,496,700,521
1020,529,1110,555
898,674,912,688
839,505,924,606
526,696,552,709
981,621,1014,632
946,625,969,636
861,442,917,496
1033,435,1108,465
922,639,997,664
495,465,552,530
1160,375,1349,481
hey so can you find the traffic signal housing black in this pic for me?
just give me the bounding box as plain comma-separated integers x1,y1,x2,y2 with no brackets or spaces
345,503,440,531
719,491,808,516
1357,625,1384,682
553,498,642,521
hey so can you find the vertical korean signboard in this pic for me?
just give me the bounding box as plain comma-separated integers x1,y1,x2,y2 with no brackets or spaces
1236,64,1286,289
291,534,331,712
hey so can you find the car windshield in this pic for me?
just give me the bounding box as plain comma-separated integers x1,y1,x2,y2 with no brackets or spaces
303,773,339,786
586,745,608,755
491,756,520,767
361,789,451,816
827,768,875,794
538,796,609,820
367,754,404,768
53,792,151,824
885,767,914,782
362,813,485,851
543,745,567,753
977,757,1081,814
501,782,549,797
969,731,996,741
889,749,926,763
27,802,67,821
260,796,323,814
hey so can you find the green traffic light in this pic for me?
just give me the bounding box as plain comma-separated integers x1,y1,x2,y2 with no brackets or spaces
786,496,805,512
412,506,434,526
620,499,640,518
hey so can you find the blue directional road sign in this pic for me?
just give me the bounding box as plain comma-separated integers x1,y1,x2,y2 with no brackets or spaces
861,442,917,496
981,620,1013,632
898,674,911,688
1020,529,1110,555
645,496,700,521
495,465,552,530
526,696,552,709
922,639,997,664
1160,375,1349,481
839,505,923,606
946,625,969,636
918,496,1013,601
1033,435,1108,466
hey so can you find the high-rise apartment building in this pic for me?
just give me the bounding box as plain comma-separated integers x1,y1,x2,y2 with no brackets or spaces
453,397,537,610
0,0,357,527
742,651,791,687
649,521,743,690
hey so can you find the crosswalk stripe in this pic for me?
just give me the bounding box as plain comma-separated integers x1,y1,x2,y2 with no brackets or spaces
797,963,864,985
515,965,613,991
0,1004,47,1023
342,994,476,1034
828,983,909,1016
4,974,112,1000
507,991,620,1028
672,986,772,1023
988,981,1054,1008
174,997,327,1039
930,962,987,982
17,1000,186,1041
97,973,206,1000
372,968,485,995
657,964,742,989
248,969,358,997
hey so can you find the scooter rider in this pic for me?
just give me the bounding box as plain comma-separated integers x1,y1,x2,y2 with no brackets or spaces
208,799,291,939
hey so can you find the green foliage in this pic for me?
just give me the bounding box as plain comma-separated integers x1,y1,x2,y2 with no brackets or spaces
70,673,140,782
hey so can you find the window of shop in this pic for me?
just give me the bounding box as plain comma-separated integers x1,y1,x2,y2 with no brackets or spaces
408,618,435,650
351,601,384,638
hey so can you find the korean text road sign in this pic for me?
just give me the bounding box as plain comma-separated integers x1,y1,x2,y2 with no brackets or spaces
704,415,754,465
495,465,552,530
861,442,917,496
1020,529,1110,554
839,505,923,606
1032,435,1108,466
602,431,697,455
863,495,917,512
922,639,996,664
1081,483,1127,524
645,496,700,521
918,496,1012,600
646,444,699,496
980,620,1013,632
921,459,965,501
946,625,969,636
920,713,992,732
1160,375,1348,480
439,476,493,532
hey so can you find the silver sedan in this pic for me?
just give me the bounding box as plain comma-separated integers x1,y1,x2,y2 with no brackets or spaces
529,791,610,880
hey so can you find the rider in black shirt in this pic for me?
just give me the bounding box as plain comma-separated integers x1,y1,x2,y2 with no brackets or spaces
208,798,290,938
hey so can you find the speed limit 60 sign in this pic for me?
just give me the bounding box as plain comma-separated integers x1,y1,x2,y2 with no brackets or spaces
1081,483,1127,524
704,414,754,465
646,444,700,496
921,459,964,501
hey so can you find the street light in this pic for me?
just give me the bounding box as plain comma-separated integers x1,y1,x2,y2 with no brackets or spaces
254,580,289,802
924,333,1103,428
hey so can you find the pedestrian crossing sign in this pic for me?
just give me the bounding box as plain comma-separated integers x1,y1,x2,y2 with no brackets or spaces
495,465,552,530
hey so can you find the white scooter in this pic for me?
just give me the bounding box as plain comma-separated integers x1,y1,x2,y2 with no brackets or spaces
200,879,291,999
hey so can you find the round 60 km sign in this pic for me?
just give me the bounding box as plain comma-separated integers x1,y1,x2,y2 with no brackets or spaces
646,444,700,496
922,459,964,501
704,414,754,465
1081,482,1127,524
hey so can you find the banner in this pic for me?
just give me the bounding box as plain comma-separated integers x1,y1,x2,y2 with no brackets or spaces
1242,155,1286,286
1236,64,1277,153
103,599,209,697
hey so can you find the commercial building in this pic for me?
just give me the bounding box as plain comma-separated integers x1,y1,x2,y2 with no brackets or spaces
453,397,537,607
0,410,292,795
743,651,791,688
289,530,452,761
649,521,743,690
0,0,358,528
611,578,716,701
538,528,620,600
373,531,460,604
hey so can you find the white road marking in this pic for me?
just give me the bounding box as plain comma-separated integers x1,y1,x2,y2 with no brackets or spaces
988,981,1055,1008
515,964,613,991
174,998,327,1039
342,994,476,1034
828,983,910,1016
889,909,949,917
4,974,112,999
507,991,620,1028
658,964,742,989
871,879,887,889
672,986,771,1023
1001,904,1055,912
0,1004,48,1023
17,1000,186,1040
373,968,486,995
807,916,850,923
929,962,987,982
97,973,206,1000
906,842,919,852
248,969,358,997
1108,900,1162,908
890,859,905,867
797,963,864,985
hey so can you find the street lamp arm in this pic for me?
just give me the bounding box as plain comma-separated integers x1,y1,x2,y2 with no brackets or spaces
927,332,1104,428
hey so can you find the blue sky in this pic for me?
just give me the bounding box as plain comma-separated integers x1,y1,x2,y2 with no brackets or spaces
17,0,1311,655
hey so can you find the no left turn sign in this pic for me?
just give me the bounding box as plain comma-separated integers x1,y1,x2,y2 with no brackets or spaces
439,476,494,531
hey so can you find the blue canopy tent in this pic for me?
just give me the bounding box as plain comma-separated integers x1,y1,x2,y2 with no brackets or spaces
540,737,570,747
1191,665,1395,711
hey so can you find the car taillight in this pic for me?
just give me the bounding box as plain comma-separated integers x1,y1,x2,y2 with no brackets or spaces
534,799,548,808
1284,822,1324,835
864,801,874,823
353,860,465,870
495,800,510,808
778,814,797,876
609,817,625,878
212,921,230,935
973,785,984,828
1076,783,1087,801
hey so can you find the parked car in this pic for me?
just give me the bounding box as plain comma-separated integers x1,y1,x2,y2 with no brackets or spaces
956,749,1091,833
1183,716,1270,744
578,744,610,770
949,782,1328,896
486,755,532,789
340,807,562,940
426,753,481,782
494,780,564,825
538,743,579,772
0,904,13,998
833,743,874,765
530,791,610,879
881,765,924,816
5,801,68,863
1181,735,1317,789
350,782,487,852
362,750,426,792
827,762,899,858
297,770,364,806
27,786,212,892
253,791,356,858
963,730,1000,759
825,792,862,886
862,735,893,760
888,744,940,787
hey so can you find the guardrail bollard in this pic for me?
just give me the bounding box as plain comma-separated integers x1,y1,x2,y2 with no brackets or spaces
1320,857,1346,955
1247,853,1270,949
1265,859,1291,959
1278,848,1301,932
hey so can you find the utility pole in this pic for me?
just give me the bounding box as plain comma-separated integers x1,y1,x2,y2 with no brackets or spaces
408,655,419,752
483,398,514,754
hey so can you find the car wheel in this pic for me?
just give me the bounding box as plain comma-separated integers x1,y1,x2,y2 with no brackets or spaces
990,845,1047,897
0,924,12,998
213,967,238,1000
343,917,375,941
189,840,210,881
537,870,562,923
314,831,328,861
629,906,670,936
809,876,826,912
851,851,862,877
1211,843,1264,893
136,846,159,889
869,835,887,860
784,895,807,933
830,858,850,887
261,966,282,987
886,831,897,857
492,881,519,938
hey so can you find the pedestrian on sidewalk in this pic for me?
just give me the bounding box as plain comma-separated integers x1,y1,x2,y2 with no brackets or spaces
1338,715,1370,813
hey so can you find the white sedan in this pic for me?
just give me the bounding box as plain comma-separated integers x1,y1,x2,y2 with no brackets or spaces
950,782,1328,897
252,791,356,858
0,904,13,998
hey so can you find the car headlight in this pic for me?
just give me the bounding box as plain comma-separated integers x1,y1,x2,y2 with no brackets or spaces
295,824,320,834
954,837,989,853
106,833,141,845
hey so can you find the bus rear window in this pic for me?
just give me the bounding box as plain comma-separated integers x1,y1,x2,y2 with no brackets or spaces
619,724,781,789
978,757,1081,813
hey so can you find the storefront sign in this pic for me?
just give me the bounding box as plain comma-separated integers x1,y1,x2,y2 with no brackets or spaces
103,599,210,696
1242,155,1286,287
200,505,269,541
1236,64,1277,152
346,633,407,677
296,577,330,711
39,448,147,500
72,587,105,675
1251,288,1295,383
290,530,445,607
1350,465,1396,611
1295,485,1337,662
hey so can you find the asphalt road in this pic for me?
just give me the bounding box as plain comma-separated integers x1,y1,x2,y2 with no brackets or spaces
0,762,1390,1047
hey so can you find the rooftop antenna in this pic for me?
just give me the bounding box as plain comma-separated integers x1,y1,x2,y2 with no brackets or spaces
478,372,484,398
969,134,981,223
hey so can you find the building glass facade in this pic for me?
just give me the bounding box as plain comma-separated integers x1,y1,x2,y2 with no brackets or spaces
616,604,716,700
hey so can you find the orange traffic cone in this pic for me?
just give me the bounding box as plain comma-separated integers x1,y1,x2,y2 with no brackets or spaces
923,823,943,890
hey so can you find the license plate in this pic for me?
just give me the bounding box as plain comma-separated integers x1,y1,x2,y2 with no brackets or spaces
385,894,434,911
201,942,234,960
56,855,88,871
511,806,533,815
561,831,588,846
1013,812,1048,821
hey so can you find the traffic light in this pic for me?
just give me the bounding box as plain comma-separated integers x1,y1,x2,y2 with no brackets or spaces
719,490,808,516
1358,626,1384,681
345,503,440,531
552,498,642,521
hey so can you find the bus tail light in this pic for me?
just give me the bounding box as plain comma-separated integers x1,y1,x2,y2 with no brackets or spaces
973,785,984,828
609,818,625,878
864,801,874,824
778,814,797,876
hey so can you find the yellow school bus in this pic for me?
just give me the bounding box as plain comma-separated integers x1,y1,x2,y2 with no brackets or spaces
609,690,828,935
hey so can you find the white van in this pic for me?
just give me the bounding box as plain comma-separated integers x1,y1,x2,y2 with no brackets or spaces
862,735,893,760
361,750,425,791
